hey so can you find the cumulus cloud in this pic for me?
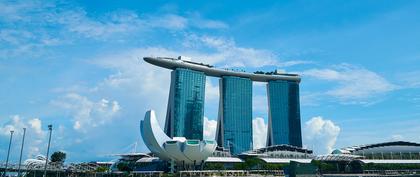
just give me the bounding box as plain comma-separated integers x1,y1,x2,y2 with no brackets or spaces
303,116,340,155
0,115,47,157
202,117,268,149
51,93,120,132
301,64,396,103
51,7,227,39
253,117,267,149
203,117,217,140
182,34,307,68
0,1,231,60
390,134,404,141
205,78,219,101
189,14,229,29
397,71,420,88
53,9,142,39
253,95,268,113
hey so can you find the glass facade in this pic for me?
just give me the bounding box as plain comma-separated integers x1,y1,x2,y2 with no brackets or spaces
165,68,205,140
216,76,253,155
267,80,302,147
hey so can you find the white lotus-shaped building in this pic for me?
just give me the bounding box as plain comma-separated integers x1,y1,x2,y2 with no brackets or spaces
140,110,216,165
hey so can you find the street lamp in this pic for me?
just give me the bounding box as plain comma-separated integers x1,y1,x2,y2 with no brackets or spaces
3,130,14,177
17,128,26,177
43,125,52,177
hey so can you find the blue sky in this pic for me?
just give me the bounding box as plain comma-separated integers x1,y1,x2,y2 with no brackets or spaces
1,0,420,162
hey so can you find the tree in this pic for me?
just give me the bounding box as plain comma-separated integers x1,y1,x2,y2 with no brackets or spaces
50,151,66,164
116,162,133,172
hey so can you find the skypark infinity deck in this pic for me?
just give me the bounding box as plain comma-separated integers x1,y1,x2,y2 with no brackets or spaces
143,56,301,82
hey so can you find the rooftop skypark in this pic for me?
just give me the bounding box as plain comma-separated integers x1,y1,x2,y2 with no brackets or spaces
143,56,301,82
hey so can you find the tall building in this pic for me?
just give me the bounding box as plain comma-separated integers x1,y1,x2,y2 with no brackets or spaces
144,57,303,152
266,80,302,147
165,68,206,140
216,76,253,155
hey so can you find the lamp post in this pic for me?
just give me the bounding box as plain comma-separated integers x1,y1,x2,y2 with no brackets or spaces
17,128,26,177
43,125,52,177
3,130,14,177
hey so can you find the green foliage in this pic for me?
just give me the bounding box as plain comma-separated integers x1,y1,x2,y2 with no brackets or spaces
262,163,286,170
95,166,109,172
363,163,420,170
50,151,66,163
234,157,284,170
203,162,225,170
116,162,133,172
311,160,336,173
232,157,259,170
204,158,288,171
348,161,363,173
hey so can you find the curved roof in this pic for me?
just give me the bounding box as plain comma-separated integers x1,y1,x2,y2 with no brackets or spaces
314,154,363,161
140,110,216,164
143,57,301,82
243,144,313,155
360,159,420,164
205,157,244,163
260,158,312,164
339,141,420,153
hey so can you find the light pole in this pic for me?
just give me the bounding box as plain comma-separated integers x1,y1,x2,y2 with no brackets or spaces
17,128,26,177
43,125,52,177
3,130,14,177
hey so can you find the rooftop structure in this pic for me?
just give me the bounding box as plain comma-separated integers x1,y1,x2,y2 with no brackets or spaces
111,153,151,162
241,144,313,159
330,141,420,162
143,57,301,82
332,141,420,160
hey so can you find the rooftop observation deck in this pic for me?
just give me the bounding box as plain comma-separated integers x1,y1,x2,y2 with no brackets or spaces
143,56,301,83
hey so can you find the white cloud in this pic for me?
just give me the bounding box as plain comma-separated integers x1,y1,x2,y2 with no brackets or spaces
203,117,217,140
27,118,43,135
0,1,231,60
276,60,313,67
253,95,268,113
147,14,188,30
253,117,267,149
203,117,268,149
0,115,47,157
0,29,57,58
303,116,340,155
189,15,229,29
182,34,306,68
54,9,143,39
94,47,175,122
398,71,420,88
50,8,227,40
0,1,45,22
205,78,219,101
390,134,404,141
301,64,396,102
51,93,120,132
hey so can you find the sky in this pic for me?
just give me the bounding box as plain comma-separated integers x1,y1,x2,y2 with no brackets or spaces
1,0,420,162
